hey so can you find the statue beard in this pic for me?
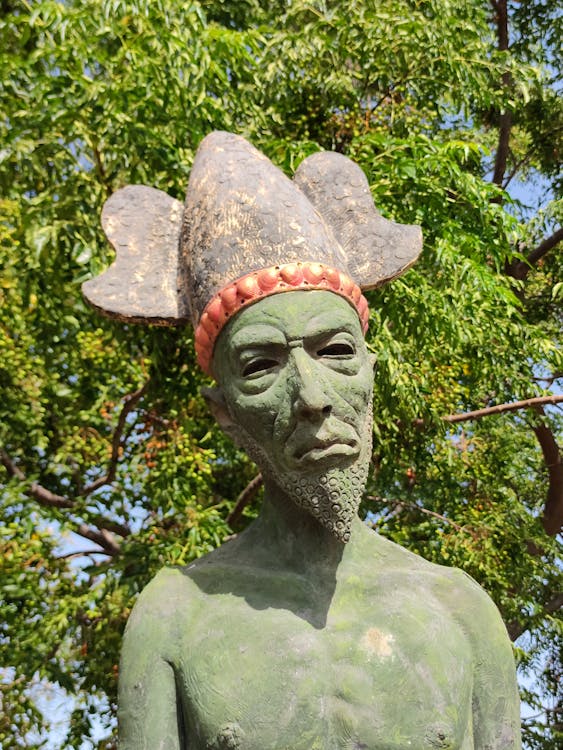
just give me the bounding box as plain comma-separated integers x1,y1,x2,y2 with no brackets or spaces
234,407,373,544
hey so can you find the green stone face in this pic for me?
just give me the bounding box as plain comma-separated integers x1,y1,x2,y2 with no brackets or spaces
213,290,374,476
212,290,375,541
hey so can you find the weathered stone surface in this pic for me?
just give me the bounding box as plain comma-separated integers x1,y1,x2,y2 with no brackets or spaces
294,151,422,288
82,185,188,324
82,132,422,332
179,131,354,325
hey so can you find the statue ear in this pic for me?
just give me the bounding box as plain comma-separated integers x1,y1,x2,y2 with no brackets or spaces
201,386,237,437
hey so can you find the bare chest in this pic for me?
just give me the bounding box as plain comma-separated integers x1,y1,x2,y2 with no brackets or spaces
172,575,474,750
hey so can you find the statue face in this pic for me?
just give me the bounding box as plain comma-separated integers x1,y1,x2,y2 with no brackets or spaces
212,290,375,541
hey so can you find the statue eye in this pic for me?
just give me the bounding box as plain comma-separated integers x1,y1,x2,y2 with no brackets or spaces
317,342,355,357
242,358,279,377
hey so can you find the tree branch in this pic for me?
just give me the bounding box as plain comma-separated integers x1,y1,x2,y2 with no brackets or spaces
82,381,150,495
507,226,563,280
532,407,563,536
1,382,148,542
89,515,131,538
1,449,122,555
75,523,121,556
442,394,563,424
1,447,127,550
2,379,150,504
1,448,74,508
491,0,512,189
227,473,263,527
526,226,563,265
493,111,512,189
507,591,563,641
412,394,563,537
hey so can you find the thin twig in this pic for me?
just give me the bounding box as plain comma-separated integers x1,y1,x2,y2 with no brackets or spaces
82,381,150,495
366,494,473,535
56,549,109,560
502,152,532,190
533,372,563,386
227,473,263,527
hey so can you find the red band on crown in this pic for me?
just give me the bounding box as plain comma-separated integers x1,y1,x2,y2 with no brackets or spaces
194,262,370,375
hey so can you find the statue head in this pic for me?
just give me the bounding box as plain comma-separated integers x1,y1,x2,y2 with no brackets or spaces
81,131,422,539
207,290,375,541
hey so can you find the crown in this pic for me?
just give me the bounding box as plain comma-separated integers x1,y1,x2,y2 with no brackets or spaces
82,132,422,375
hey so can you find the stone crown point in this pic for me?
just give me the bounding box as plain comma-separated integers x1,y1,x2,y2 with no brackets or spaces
81,131,422,374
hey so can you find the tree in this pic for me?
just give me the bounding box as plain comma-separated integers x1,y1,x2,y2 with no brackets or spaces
1,1,561,747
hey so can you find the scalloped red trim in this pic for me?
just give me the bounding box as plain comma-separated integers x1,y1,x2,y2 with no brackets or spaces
194,262,370,375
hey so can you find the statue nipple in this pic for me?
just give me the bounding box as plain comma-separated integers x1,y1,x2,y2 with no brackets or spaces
206,722,245,749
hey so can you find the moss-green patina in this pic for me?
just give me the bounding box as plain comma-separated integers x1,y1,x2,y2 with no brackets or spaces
118,291,521,750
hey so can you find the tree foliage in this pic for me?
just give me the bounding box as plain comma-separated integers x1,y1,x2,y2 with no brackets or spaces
1,1,561,747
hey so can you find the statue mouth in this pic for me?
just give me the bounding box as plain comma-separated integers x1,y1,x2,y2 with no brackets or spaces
283,416,362,468
292,438,360,465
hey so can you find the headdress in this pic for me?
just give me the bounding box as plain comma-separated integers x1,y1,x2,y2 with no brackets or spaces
82,132,422,375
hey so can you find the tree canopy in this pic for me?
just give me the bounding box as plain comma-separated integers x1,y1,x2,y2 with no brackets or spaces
1,1,561,747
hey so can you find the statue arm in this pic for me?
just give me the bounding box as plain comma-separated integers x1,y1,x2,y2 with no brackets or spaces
456,571,521,750
118,571,186,750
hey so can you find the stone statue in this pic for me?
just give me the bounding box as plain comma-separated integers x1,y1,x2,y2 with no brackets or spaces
83,132,521,749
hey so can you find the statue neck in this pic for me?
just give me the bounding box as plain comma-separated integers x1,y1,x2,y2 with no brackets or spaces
251,478,357,575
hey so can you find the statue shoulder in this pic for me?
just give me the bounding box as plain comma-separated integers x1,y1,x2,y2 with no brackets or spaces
362,529,509,633
368,536,514,660
439,566,510,639
396,547,507,631
358,526,443,574
124,565,204,648
412,561,514,662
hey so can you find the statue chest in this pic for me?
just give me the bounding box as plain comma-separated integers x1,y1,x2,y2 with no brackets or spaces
172,577,474,750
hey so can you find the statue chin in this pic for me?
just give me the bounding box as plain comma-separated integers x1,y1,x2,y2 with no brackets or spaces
236,411,373,543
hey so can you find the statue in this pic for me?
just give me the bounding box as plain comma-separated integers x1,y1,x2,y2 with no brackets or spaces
83,132,521,749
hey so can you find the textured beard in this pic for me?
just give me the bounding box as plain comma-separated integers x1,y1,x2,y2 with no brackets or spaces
235,407,373,543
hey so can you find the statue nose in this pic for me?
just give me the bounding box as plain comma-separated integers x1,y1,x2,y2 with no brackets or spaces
291,350,333,420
